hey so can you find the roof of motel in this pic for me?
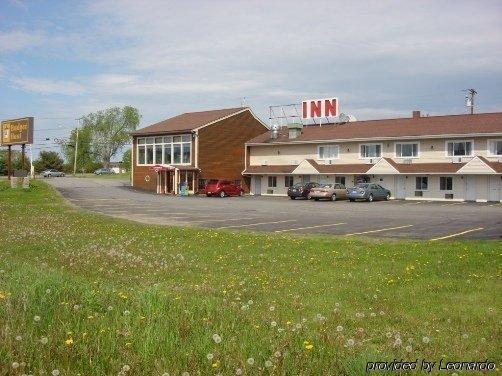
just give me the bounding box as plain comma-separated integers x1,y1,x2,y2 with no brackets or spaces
246,112,502,144
131,107,248,135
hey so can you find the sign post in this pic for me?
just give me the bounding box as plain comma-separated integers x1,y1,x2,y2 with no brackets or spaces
1,117,34,181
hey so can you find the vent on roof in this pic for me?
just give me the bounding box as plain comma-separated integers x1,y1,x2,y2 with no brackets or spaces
287,123,303,139
412,110,421,118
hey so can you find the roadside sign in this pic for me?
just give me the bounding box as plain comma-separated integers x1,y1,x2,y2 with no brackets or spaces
1,117,34,146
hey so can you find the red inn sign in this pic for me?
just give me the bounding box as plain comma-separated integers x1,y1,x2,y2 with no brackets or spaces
301,98,339,119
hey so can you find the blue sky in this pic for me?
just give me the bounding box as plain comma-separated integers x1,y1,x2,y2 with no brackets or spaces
1,0,501,158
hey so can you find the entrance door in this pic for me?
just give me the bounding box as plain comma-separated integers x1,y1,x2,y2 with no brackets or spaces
395,175,406,199
488,175,501,201
252,176,261,195
465,175,476,201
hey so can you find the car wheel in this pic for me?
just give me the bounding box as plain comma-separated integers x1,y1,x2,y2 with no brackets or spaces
206,194,211,197
349,199,355,202
314,198,319,201
367,194,373,202
331,194,337,201
290,196,296,200
385,193,390,201
219,191,226,198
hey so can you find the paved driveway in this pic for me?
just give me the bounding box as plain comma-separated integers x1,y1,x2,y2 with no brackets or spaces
46,177,502,240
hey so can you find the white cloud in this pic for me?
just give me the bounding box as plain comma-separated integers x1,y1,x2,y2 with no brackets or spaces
10,76,86,96
0,30,44,52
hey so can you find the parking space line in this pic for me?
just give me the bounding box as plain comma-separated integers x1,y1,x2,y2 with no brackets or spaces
404,201,424,205
440,202,466,207
218,220,296,229
188,218,256,223
429,227,484,241
344,225,413,236
274,222,346,233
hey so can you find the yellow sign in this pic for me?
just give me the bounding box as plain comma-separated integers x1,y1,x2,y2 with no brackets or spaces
1,117,34,145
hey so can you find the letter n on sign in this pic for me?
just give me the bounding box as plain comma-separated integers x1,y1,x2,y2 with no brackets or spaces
301,98,339,119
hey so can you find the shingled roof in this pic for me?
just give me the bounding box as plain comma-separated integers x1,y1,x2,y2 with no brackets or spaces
132,107,248,135
246,112,502,144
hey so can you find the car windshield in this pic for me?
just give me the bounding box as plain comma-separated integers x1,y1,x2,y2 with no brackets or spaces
320,184,333,188
292,182,303,187
356,183,369,188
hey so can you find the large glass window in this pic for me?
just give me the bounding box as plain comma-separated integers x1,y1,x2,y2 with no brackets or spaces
488,140,502,156
396,143,419,158
318,145,339,160
136,135,191,165
415,176,428,190
360,144,381,158
440,176,453,191
446,141,472,156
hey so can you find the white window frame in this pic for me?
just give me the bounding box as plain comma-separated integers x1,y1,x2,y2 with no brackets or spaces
359,143,383,159
395,141,420,159
268,176,277,188
445,139,473,157
317,144,340,160
487,139,502,156
136,135,192,166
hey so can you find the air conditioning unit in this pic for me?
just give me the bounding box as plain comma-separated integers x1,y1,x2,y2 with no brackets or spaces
261,160,268,166
445,193,454,199
451,157,462,164
267,189,274,194
403,159,413,164
415,190,423,197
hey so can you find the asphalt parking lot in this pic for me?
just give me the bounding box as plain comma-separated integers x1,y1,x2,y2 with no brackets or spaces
47,177,502,240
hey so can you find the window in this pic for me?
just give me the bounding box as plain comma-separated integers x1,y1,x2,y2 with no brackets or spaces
285,176,294,187
396,142,419,158
488,140,502,156
335,176,346,186
415,176,428,190
440,176,453,191
268,176,277,188
136,134,192,165
360,143,382,158
318,145,339,160
446,140,472,156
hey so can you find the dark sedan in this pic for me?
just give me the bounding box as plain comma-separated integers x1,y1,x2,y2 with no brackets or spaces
287,182,319,199
347,183,391,202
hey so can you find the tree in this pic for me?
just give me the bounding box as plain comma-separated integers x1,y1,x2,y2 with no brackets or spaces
82,106,140,167
33,151,64,173
0,149,30,175
122,148,132,172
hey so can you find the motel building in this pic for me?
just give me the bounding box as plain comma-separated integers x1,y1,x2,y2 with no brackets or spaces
243,111,502,202
131,107,267,194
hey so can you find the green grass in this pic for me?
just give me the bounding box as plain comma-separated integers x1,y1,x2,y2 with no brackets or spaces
0,181,500,375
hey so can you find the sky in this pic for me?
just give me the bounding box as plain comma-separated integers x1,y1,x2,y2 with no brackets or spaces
1,0,502,158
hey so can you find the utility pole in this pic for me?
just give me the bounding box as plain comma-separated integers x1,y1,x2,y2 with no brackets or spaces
463,89,477,114
73,127,79,176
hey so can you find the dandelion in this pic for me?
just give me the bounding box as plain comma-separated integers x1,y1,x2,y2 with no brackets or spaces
347,338,355,347
247,357,255,365
73,304,79,310
123,310,130,316
379,311,385,316
122,365,130,372
12,362,19,369
33,315,41,322
207,353,214,360
265,360,273,367
107,306,113,311
162,373,170,376
462,333,469,339
181,372,189,376
295,323,302,329
212,333,222,344
269,306,275,311
46,289,51,294
65,338,74,346
405,345,413,352
336,325,343,332
52,370,60,376
270,321,277,327
386,332,392,338
235,369,243,375
305,344,314,350
394,338,402,347
274,351,281,358
40,337,49,345
370,312,376,317
248,300,253,305
422,336,430,344
15,335,22,341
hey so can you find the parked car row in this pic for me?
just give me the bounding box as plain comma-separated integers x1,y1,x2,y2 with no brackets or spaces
288,182,391,202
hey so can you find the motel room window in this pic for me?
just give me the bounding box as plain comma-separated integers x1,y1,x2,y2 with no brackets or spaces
488,140,502,156
318,145,339,160
335,176,346,186
268,176,277,188
439,176,453,191
284,176,294,187
360,143,382,158
396,142,419,158
446,140,472,156
415,176,428,190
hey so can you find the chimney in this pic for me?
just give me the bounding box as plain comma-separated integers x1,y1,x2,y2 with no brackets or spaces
412,110,421,118
287,123,303,139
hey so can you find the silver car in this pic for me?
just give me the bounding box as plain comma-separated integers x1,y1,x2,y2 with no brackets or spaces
308,183,347,201
42,169,65,178
347,183,390,202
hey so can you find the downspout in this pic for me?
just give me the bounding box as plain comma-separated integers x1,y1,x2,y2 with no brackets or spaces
131,137,134,187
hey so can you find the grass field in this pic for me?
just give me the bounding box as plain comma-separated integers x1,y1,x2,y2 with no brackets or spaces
0,181,500,375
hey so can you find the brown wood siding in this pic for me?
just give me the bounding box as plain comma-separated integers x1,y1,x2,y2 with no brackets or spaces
131,137,157,191
197,110,266,192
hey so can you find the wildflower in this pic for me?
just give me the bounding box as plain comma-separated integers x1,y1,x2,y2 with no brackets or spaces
379,311,385,315
212,361,219,368
46,289,51,294
247,357,255,365
422,336,430,344
248,300,253,305
182,372,189,376
15,335,22,341
336,325,343,332
305,344,314,350
295,323,302,329
107,306,113,311
269,306,275,311
123,310,130,316
207,353,214,360
52,370,60,376
347,338,355,347
65,338,74,346
212,333,222,344
462,333,469,339
405,345,413,352
122,365,130,372
73,304,79,310
235,369,243,375
386,332,392,338
33,315,41,322
394,338,402,347
270,321,277,327
12,362,19,369
274,351,281,358
40,337,49,345
265,360,273,367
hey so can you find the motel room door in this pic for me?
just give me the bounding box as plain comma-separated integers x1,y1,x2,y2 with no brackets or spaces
395,176,406,199
252,176,261,195
488,175,501,201
465,175,476,201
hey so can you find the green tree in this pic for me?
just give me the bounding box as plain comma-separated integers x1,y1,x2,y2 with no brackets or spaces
0,149,30,175
61,126,101,173
82,106,140,167
33,151,64,173
122,148,131,172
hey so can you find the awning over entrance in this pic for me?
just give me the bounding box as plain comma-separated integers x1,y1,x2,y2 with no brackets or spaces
149,165,200,195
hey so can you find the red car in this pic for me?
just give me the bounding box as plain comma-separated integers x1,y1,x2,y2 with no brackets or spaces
205,180,244,197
